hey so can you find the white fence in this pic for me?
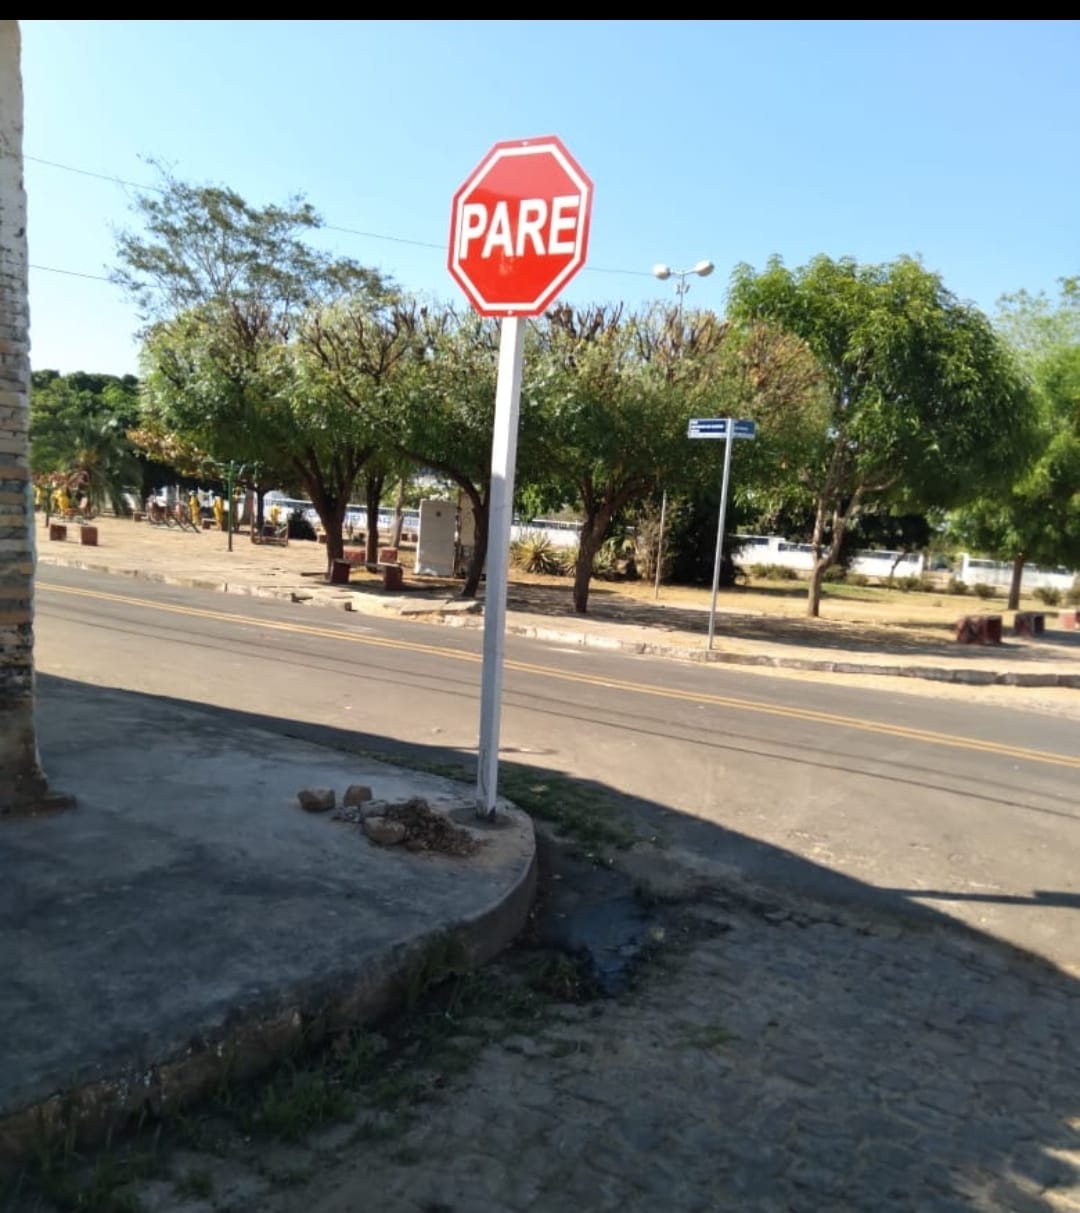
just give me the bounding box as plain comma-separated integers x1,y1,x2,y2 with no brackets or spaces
957,555,1075,593
731,535,924,578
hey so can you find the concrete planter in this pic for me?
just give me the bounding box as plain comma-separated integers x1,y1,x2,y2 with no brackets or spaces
48,523,67,542
79,525,98,546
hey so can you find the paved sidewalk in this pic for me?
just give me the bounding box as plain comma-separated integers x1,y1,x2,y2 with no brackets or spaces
0,677,535,1161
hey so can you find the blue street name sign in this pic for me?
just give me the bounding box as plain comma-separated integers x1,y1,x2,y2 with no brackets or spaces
687,418,757,440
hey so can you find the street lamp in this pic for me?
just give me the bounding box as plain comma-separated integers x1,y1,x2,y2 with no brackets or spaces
651,259,715,598
652,260,715,319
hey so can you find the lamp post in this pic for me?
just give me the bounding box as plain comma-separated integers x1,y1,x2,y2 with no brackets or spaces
651,259,714,598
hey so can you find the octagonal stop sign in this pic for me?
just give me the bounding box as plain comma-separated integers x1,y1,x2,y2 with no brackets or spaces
448,135,593,317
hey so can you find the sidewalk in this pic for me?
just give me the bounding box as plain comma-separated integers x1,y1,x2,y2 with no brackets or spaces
36,514,1080,699
3,551,537,1158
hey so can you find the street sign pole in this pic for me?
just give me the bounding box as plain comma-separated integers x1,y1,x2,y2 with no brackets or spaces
448,135,592,819
707,419,735,650
476,316,525,819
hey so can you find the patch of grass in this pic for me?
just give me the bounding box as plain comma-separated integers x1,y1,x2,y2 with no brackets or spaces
350,1111,411,1144
523,951,599,1003
7,1105,169,1213
499,769,638,853
972,582,997,600
368,1073,425,1112
404,931,470,1009
332,1027,384,1086
251,1067,353,1141
173,1168,214,1200
16,1136,163,1213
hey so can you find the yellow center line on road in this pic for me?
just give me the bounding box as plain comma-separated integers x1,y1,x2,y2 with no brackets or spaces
38,580,1080,772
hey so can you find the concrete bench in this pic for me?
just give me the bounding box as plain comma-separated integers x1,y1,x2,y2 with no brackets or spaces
365,561,404,591
330,558,404,590
956,614,1002,645
1014,611,1046,638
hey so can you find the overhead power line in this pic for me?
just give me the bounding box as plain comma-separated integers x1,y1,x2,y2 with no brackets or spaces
21,150,652,280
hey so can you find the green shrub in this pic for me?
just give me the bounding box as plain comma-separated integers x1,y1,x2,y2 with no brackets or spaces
972,582,997,600
1066,577,1080,607
510,534,565,576
894,575,922,593
822,566,847,583
947,577,969,595
288,509,317,542
848,572,870,587
751,563,799,581
1033,585,1063,606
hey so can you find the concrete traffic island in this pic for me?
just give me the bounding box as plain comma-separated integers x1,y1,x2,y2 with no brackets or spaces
0,678,536,1163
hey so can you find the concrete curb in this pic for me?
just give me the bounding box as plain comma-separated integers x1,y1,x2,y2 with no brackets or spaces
37,553,1079,691
493,619,1080,689
0,809,537,1165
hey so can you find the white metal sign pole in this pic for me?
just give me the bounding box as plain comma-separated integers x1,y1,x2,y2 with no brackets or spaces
477,315,526,818
706,419,734,651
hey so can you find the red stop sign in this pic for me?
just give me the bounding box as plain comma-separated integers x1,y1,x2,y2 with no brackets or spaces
448,135,593,317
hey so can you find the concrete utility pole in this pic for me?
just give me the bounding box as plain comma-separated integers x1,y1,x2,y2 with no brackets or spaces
0,21,71,814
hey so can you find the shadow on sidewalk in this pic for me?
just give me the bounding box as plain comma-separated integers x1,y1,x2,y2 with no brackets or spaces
7,674,1080,1210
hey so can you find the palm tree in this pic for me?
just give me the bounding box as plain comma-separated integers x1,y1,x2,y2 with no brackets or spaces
68,415,143,515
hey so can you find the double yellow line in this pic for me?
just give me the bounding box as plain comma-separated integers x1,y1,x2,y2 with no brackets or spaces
37,581,1080,772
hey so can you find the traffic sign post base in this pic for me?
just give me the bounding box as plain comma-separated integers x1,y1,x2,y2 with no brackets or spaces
476,317,526,819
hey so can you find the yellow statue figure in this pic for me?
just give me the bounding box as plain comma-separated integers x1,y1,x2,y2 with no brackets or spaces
268,504,281,527
213,496,225,532
55,487,71,516
189,492,201,529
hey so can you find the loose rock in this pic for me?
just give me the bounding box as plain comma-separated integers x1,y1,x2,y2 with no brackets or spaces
343,784,373,807
363,817,407,846
297,787,335,813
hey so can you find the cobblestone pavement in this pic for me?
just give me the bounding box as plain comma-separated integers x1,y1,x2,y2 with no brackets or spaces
22,863,1077,1213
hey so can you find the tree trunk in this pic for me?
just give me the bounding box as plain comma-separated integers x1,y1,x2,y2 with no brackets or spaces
0,23,64,815
1008,552,1026,612
302,480,348,573
807,559,829,618
363,471,384,564
573,514,608,614
389,477,406,550
461,488,488,599
320,497,348,571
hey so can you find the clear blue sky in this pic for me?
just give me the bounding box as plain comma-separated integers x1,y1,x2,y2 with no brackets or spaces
20,19,1080,377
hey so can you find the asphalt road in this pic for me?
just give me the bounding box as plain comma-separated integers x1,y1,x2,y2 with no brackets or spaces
34,566,1080,972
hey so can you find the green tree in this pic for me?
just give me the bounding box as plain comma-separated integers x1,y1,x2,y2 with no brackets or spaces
530,304,808,614
951,280,1080,607
727,255,1034,616
292,296,422,565
306,302,555,599
114,168,392,569
29,370,143,513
